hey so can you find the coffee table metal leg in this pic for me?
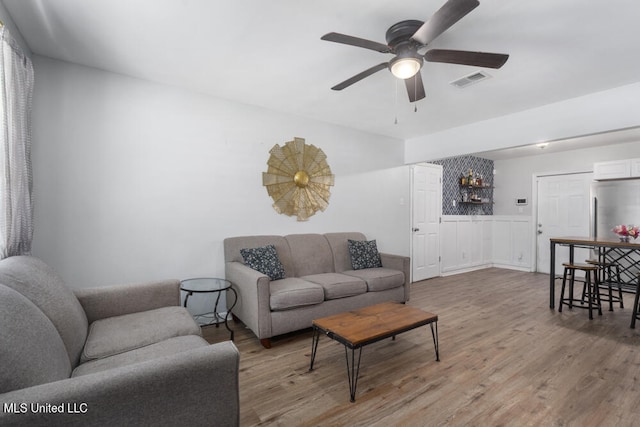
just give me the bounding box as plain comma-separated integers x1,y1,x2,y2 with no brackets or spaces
430,322,440,361
345,345,363,402
309,327,320,371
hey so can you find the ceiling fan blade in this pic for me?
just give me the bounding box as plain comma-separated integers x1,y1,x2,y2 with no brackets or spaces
331,63,389,91
405,72,426,103
411,0,480,46
321,32,391,53
425,49,509,68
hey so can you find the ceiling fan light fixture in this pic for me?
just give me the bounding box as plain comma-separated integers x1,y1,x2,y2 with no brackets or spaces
390,56,422,79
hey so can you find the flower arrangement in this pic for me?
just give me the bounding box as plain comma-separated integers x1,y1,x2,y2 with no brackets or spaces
612,224,639,240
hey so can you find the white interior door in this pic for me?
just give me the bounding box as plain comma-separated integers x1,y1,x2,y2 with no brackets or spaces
536,173,592,273
411,164,442,281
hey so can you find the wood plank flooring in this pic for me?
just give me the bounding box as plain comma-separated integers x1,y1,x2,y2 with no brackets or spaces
203,268,640,426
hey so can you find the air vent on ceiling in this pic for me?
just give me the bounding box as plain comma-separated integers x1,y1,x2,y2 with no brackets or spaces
450,71,491,89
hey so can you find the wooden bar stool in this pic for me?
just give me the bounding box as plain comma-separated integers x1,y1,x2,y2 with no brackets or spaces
630,274,640,329
585,259,623,311
558,263,602,319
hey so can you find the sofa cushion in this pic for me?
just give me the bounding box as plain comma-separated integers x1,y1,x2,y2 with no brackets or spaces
73,335,209,377
348,239,382,270
82,306,201,362
270,278,324,311
0,256,88,367
301,273,367,300
325,232,368,272
343,268,405,292
285,234,335,276
0,284,71,393
224,235,295,277
240,244,286,280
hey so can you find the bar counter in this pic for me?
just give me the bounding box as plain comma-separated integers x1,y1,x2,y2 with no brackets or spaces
549,236,640,309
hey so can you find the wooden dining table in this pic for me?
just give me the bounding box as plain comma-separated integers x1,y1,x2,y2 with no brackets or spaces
549,236,640,309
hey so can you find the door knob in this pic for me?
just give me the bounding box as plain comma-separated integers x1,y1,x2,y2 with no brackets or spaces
537,230,543,234
413,228,420,232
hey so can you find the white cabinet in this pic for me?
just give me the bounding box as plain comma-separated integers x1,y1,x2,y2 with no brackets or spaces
593,159,640,180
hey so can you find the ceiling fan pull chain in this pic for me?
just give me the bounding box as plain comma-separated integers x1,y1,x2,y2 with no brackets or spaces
394,79,399,125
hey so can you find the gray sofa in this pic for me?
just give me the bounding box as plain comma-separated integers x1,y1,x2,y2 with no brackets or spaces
224,232,410,348
0,256,239,427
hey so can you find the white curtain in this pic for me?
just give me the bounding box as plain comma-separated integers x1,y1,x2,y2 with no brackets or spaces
0,26,34,259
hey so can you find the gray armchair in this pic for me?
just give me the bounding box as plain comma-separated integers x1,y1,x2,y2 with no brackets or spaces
0,256,239,426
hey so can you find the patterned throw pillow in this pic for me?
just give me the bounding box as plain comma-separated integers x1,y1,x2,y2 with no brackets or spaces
348,239,382,270
240,245,286,280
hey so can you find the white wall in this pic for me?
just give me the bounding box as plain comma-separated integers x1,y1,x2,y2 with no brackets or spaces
493,140,640,216
31,56,410,288
26,51,639,288
404,82,640,163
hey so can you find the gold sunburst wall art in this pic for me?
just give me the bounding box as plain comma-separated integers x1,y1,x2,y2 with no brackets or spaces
262,137,335,221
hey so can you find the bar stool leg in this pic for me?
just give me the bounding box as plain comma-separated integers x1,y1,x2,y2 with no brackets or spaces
594,270,602,316
569,268,575,309
606,268,614,311
604,263,623,310
584,260,625,311
586,270,593,320
559,267,568,312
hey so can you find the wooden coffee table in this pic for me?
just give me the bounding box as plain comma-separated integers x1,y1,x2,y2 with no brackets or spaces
309,302,439,402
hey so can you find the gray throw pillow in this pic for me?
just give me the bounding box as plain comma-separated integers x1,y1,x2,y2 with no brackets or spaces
240,245,286,280
348,239,382,270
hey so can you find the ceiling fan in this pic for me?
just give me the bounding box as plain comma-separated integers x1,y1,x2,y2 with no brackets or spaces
321,0,509,102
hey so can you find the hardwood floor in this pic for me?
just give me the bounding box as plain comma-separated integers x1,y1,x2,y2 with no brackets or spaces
203,268,640,426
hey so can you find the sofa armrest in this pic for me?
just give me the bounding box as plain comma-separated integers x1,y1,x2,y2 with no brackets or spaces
380,253,411,301
225,261,272,340
74,280,181,323
0,341,240,427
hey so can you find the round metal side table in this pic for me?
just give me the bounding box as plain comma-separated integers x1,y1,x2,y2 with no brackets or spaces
180,278,237,340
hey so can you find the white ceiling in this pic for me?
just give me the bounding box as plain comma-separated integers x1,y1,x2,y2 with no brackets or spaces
476,126,640,161
3,0,640,155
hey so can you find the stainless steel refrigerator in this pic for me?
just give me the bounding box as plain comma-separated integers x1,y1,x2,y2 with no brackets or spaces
591,178,640,285
591,179,640,238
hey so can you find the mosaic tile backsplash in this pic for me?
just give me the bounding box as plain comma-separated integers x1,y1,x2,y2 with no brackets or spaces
431,155,494,215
